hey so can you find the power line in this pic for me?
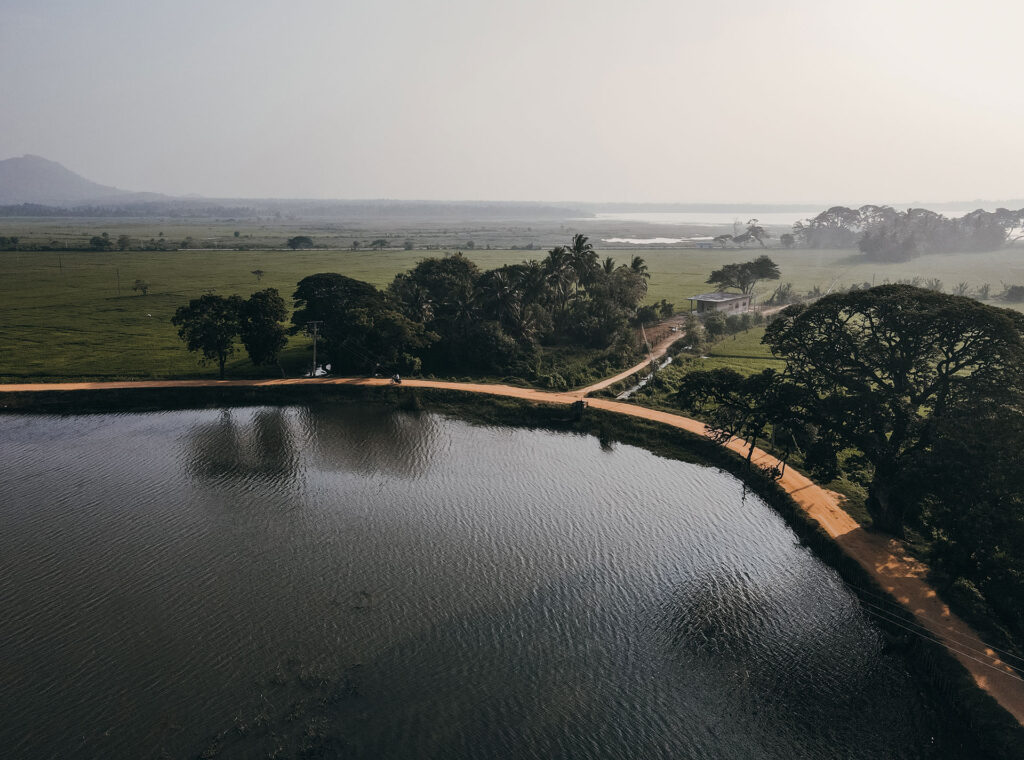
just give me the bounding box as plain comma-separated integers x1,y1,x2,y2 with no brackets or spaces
858,605,1024,684
839,579,1024,666
855,596,1024,675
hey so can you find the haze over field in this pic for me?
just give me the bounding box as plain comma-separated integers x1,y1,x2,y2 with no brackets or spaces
1,0,1022,204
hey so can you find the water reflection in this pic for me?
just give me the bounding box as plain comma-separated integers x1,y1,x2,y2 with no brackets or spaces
297,402,440,478
182,407,301,483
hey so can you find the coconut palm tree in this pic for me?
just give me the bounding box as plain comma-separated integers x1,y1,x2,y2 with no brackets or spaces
629,255,650,279
602,256,617,275
565,233,599,289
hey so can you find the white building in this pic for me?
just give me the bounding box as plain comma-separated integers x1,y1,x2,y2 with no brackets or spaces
686,292,751,314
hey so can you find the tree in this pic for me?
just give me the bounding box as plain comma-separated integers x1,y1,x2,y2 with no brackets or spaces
763,285,1024,534
351,240,361,251
252,269,265,282
780,233,795,249
704,312,727,339
743,219,770,248
713,234,733,249
116,235,132,251
674,368,802,471
908,390,1024,636
565,233,599,289
171,294,244,379
706,255,780,294
132,279,150,296
294,272,435,373
286,236,314,250
370,239,389,251
629,255,650,279
89,233,113,251
240,288,289,375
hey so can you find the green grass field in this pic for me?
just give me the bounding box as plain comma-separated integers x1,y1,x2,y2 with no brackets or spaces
2,246,1022,381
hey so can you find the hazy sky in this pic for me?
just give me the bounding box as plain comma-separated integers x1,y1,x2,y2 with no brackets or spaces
2,0,1022,203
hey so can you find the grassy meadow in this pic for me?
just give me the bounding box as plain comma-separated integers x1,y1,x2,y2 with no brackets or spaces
1,245,1022,382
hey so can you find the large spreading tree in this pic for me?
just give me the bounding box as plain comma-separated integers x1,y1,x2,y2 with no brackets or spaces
706,255,780,295
763,285,1024,534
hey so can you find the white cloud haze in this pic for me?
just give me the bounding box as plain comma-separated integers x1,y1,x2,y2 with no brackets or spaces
2,0,1022,203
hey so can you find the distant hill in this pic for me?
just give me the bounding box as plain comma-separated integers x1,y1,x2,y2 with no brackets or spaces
0,155,165,206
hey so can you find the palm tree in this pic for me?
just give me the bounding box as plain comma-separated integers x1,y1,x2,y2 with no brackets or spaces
602,256,617,275
543,245,575,316
565,233,598,289
629,255,650,279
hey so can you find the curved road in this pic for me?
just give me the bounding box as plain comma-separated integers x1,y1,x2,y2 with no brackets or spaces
2,366,1023,725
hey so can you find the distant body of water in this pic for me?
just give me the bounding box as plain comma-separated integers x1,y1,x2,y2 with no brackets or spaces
585,207,997,230
0,404,946,758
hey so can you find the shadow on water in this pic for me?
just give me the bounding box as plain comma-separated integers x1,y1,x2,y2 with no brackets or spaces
296,402,440,479
182,407,301,483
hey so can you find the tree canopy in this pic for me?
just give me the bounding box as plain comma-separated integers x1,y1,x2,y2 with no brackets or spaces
293,273,435,374
286,235,314,250
763,285,1024,533
706,255,780,294
171,294,244,379
240,288,289,373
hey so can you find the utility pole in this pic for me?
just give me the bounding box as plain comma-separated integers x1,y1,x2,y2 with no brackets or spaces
116,268,120,296
305,320,323,377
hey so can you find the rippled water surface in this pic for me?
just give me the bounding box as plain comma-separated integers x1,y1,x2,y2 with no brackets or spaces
1,404,942,758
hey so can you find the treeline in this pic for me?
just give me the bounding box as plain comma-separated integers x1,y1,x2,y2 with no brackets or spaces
792,205,1023,261
671,286,1024,641
171,235,659,383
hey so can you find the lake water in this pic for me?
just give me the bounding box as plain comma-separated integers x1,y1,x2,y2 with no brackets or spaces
0,403,945,758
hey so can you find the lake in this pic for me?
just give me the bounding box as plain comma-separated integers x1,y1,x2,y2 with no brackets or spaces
0,402,944,758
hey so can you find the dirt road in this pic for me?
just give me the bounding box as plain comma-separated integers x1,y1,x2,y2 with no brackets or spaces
2,372,1023,724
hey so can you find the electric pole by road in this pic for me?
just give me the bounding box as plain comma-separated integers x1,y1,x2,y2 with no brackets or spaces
305,320,323,377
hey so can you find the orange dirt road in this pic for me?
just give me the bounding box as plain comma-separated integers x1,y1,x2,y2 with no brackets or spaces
2,373,1023,725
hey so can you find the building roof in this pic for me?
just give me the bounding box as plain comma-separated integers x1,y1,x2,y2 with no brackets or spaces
687,292,749,302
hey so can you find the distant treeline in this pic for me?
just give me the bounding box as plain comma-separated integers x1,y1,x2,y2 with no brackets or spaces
793,205,1024,261
0,198,589,221
0,202,262,218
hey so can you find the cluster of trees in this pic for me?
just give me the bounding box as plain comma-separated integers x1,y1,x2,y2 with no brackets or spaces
792,205,1023,261
170,235,657,381
703,309,765,340
171,289,289,378
674,286,1024,635
299,235,653,376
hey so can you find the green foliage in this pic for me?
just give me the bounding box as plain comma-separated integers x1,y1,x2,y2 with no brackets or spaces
286,235,314,250
89,232,113,251
706,255,780,294
132,279,149,296
703,312,726,339
240,288,289,371
292,272,436,374
170,294,244,379
764,285,1024,534
909,393,1024,639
